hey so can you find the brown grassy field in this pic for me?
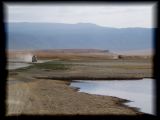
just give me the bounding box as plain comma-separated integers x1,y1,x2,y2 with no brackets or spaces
8,49,152,60
6,49,153,115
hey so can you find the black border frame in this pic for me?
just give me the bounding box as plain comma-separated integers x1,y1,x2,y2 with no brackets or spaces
0,0,159,120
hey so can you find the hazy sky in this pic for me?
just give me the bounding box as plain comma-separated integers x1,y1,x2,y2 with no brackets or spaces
5,3,156,28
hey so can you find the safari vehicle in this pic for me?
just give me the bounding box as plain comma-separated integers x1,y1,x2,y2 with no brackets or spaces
32,55,37,62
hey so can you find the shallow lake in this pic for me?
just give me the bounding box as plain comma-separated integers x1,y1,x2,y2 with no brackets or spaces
70,78,155,115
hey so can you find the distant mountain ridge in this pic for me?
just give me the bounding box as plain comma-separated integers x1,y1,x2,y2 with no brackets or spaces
34,49,110,53
7,22,154,51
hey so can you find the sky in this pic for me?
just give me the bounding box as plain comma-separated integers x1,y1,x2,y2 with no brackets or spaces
5,3,156,28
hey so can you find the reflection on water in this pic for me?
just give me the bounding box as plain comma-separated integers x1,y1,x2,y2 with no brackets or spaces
70,78,155,115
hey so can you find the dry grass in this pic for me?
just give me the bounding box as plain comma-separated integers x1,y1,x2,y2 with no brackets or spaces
7,54,152,115
8,50,153,61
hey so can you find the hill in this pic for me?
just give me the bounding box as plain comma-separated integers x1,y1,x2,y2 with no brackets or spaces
7,22,154,51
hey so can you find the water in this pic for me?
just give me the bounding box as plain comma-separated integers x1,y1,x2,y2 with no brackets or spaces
70,78,155,115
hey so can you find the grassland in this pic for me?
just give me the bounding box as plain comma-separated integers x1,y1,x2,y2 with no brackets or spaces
7,51,153,115
13,58,152,80
27,61,70,70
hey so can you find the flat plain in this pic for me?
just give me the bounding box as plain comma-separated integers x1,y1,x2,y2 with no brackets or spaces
7,51,153,115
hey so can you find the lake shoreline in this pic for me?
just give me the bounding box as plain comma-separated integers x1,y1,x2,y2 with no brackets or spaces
69,79,154,115
7,59,153,115
35,76,154,80
7,74,154,115
7,77,146,115
68,80,142,114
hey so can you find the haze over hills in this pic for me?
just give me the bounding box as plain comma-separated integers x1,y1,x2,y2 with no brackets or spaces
7,22,154,52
